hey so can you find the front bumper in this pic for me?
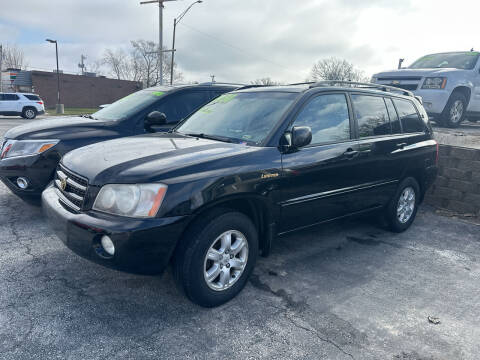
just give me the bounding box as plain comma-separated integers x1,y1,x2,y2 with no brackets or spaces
413,89,450,117
0,153,57,197
42,185,190,275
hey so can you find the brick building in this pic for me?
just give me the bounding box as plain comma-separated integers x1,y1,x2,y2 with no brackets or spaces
1,69,142,109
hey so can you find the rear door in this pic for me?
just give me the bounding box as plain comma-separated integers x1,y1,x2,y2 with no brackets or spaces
279,92,363,232
348,93,404,210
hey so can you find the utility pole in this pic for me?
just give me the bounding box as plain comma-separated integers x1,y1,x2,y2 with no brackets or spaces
210,75,215,83
170,1,202,85
46,39,64,114
140,0,178,85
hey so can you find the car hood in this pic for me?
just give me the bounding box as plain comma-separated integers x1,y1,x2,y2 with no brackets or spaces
62,133,260,184
3,116,111,140
373,68,463,78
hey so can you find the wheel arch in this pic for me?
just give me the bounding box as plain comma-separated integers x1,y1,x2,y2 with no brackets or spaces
179,194,276,257
451,86,472,106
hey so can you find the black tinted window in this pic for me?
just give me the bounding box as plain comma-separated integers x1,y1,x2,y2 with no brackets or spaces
155,91,210,124
24,95,41,101
385,98,401,134
393,99,424,133
352,95,391,137
3,94,19,101
292,94,350,144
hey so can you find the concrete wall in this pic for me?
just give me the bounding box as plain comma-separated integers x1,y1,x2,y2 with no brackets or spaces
31,71,142,109
425,145,480,216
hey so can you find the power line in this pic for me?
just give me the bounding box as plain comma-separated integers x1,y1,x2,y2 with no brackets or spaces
179,22,297,75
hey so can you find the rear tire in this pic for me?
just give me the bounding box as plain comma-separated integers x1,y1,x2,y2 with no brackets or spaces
173,210,258,307
441,92,467,128
22,107,37,120
385,177,420,233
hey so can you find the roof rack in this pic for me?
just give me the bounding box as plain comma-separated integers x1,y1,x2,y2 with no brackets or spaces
306,80,415,97
199,82,246,86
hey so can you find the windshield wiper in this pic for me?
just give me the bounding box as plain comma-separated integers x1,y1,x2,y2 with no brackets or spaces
184,133,234,143
81,114,98,120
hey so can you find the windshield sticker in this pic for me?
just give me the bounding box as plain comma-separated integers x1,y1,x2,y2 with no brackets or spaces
213,93,237,104
200,107,214,114
152,91,164,96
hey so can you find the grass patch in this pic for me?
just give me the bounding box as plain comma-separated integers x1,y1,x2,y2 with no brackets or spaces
46,108,98,116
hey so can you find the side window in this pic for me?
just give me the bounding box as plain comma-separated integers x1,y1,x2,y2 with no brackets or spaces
291,93,351,145
175,91,211,121
393,99,425,133
385,98,401,134
4,94,19,101
153,96,179,124
351,95,391,137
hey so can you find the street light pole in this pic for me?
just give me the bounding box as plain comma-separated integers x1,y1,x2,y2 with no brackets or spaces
46,39,63,114
170,0,202,85
140,0,178,86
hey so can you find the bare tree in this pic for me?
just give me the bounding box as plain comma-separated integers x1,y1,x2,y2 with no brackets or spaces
1,44,27,70
250,77,282,86
308,57,367,82
102,40,182,86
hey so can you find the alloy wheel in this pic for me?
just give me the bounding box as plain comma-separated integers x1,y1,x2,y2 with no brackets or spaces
203,230,248,291
397,186,416,224
449,100,464,124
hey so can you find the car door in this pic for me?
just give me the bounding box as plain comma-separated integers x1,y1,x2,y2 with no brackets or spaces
2,94,21,113
279,92,364,232
347,93,405,211
470,57,480,112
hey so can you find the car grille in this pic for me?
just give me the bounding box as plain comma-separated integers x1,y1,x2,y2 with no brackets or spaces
54,164,88,212
376,76,421,91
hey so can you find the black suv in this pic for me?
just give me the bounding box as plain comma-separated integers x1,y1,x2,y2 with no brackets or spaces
0,83,237,201
42,81,438,307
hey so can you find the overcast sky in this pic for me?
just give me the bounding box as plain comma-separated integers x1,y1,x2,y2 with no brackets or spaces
1,0,479,83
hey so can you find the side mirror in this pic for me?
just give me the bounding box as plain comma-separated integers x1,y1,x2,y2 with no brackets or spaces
291,126,312,148
145,111,167,132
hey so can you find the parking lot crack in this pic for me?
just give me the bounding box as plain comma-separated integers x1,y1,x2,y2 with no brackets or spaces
285,313,356,360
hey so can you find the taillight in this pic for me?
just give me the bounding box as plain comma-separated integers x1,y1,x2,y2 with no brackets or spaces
37,101,43,105
435,141,439,165
1,144,12,159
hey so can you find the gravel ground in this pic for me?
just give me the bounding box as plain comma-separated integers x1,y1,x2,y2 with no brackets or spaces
1,117,479,359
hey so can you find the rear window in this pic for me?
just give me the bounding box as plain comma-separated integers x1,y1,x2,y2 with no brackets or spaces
351,95,391,137
24,95,41,101
393,99,425,133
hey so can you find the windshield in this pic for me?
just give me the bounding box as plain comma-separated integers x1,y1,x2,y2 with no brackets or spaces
91,90,167,121
176,92,297,145
409,52,480,70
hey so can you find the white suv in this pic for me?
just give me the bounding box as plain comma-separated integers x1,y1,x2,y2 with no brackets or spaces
0,93,45,119
372,51,480,127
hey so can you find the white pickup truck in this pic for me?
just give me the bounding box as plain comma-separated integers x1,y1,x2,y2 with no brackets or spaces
372,51,480,127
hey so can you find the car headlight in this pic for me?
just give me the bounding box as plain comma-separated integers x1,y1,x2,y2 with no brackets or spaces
93,183,168,218
422,77,447,89
0,139,59,159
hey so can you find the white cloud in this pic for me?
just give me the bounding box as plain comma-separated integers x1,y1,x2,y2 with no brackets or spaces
1,0,480,83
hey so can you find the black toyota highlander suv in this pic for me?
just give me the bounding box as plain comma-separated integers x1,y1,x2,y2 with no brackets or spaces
42,81,438,307
0,83,238,202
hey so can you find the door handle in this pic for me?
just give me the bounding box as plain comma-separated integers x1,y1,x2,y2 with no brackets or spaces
343,148,359,159
396,142,408,149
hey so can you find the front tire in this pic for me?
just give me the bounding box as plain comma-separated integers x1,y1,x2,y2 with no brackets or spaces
386,177,420,233
173,210,258,307
441,92,467,128
22,107,37,120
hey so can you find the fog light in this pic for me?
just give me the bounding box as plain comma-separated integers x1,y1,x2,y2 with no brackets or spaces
101,235,115,256
16,177,29,189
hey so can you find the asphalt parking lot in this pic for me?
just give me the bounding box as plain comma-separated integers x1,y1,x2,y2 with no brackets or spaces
1,117,480,359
